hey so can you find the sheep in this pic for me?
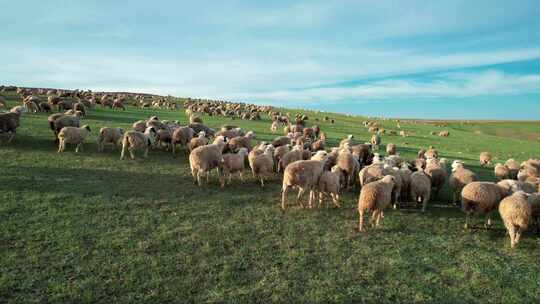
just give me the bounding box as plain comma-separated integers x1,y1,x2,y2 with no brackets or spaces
51,111,83,143
410,170,432,212
399,130,408,137
189,136,227,186
221,148,249,186
171,127,195,156
479,152,492,167
425,147,438,160
281,158,327,210
188,123,215,137
57,125,91,153
24,100,39,113
448,160,478,205
270,121,279,133
438,130,450,137
357,175,396,231
0,111,21,143
273,144,290,172
418,149,426,159
155,129,173,150
370,133,381,151
120,127,157,160
526,193,540,231
317,165,342,208
505,159,520,179
494,163,510,181
279,145,304,173
497,179,537,194
252,145,275,187
398,163,412,203
112,98,126,110
73,102,87,116
190,115,203,124
97,127,124,152
216,127,244,139
351,144,372,166
188,131,208,152
272,135,292,147
358,163,385,187
339,135,355,149
132,120,147,132
311,132,326,151
425,158,447,198
518,159,540,181
461,182,510,229
386,143,396,156
228,131,255,152
336,148,360,189
499,192,532,248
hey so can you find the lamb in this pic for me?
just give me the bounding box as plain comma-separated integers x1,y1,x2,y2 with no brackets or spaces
188,131,208,152
386,143,396,155
252,145,275,187
410,170,431,212
461,182,509,229
505,159,520,179
479,152,492,167
357,175,396,231
0,111,21,143
494,163,510,181
424,158,447,198
228,131,255,152
498,192,532,248
97,127,124,152
171,126,195,156
189,136,227,186
120,127,157,160
448,160,478,205
370,133,381,151
317,165,342,208
221,148,249,186
281,158,327,210
57,125,91,153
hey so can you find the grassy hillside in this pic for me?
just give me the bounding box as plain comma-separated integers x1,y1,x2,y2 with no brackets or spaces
1,91,540,303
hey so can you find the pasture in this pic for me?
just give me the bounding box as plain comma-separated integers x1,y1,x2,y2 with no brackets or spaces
2,91,540,303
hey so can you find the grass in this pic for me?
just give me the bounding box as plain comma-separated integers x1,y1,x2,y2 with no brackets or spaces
1,91,540,303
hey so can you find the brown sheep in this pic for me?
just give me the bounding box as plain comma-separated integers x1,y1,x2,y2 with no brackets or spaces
499,192,532,248
281,158,327,210
171,127,195,156
272,135,292,147
461,182,509,229
494,163,510,181
189,136,227,186
188,131,208,152
424,158,447,198
228,131,255,152
505,159,520,179
357,175,396,231
336,148,360,189
358,164,385,187
279,145,304,173
386,143,397,156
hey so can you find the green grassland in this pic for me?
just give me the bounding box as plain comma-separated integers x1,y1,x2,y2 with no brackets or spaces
1,91,540,303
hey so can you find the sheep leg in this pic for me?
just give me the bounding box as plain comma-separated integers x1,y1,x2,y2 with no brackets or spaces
57,140,64,153
464,212,471,229
514,227,523,248
129,147,136,160
7,131,15,143
318,192,324,208
332,193,341,208
190,166,198,184
297,188,306,208
308,190,315,209
143,147,149,158
281,186,290,211
239,172,244,182
507,224,516,248
260,177,265,188
358,209,365,231
375,210,383,227
484,214,493,229
370,210,379,228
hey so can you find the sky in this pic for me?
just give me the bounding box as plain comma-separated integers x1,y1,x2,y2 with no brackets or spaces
2,0,540,119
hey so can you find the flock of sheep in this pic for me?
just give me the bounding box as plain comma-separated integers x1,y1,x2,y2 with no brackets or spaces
2,87,540,249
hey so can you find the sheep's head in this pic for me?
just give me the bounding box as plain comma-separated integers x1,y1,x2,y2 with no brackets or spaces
451,160,464,171
198,131,206,138
246,131,255,139
82,125,91,133
381,175,396,185
347,134,354,140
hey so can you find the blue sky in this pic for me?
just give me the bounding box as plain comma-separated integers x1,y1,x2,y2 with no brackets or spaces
2,0,540,119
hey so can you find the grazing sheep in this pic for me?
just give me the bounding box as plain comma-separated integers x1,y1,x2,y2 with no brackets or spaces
281,158,327,210
252,145,275,187
171,126,195,156
479,152,492,167
188,123,215,137
438,130,450,137
357,175,396,231
494,163,510,181
188,131,208,152
518,159,540,181
410,170,432,212
216,127,244,139
499,192,532,248
120,127,157,160
221,148,249,186
386,143,396,156
461,182,509,229
399,130,408,137
505,159,520,179
449,160,478,205
317,165,342,208
189,115,203,124
189,136,227,186
52,111,83,143
97,127,124,152
57,125,91,153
